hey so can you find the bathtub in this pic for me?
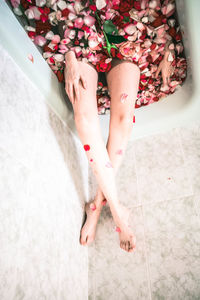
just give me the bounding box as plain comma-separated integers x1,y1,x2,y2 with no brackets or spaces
0,0,199,142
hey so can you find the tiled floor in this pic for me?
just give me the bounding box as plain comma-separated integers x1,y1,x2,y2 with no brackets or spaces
88,124,200,300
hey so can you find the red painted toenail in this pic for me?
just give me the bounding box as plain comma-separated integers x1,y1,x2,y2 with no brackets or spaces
133,115,135,123
115,226,121,233
89,203,96,211
102,199,107,206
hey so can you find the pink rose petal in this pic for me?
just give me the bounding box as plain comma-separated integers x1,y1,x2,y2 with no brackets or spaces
120,93,128,103
28,54,34,63
105,161,113,168
116,149,123,155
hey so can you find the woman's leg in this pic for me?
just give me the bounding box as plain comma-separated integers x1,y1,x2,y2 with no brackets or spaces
80,60,140,252
71,61,135,251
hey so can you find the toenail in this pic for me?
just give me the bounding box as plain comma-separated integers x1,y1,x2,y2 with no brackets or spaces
102,199,107,206
115,226,121,233
89,203,96,211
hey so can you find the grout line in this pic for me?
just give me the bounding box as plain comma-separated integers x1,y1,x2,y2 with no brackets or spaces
133,145,152,300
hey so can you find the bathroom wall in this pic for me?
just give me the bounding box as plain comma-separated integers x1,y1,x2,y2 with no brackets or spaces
0,44,88,300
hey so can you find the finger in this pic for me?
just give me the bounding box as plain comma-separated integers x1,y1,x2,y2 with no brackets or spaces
162,73,168,86
155,64,162,78
65,83,69,97
74,81,80,102
166,76,170,85
80,75,87,89
69,84,74,104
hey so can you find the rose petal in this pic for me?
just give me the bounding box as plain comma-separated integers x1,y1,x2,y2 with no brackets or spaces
115,226,121,233
120,93,128,103
116,149,123,155
28,54,34,63
89,203,96,211
84,144,90,151
105,161,113,168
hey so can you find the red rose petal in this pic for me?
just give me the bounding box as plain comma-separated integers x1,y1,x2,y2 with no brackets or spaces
115,226,121,233
84,144,90,151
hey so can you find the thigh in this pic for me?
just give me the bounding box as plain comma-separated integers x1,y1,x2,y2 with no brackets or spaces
72,61,99,119
105,60,140,119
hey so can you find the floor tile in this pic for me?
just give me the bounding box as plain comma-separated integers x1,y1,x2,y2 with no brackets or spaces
143,196,200,300
178,123,200,212
89,206,150,300
134,128,193,204
0,148,30,300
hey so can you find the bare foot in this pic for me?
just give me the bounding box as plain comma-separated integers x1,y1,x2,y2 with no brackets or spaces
80,200,104,246
113,204,136,253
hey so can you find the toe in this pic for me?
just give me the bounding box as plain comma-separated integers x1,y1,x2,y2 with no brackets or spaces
80,231,87,246
86,235,94,246
122,241,126,251
125,242,129,252
120,241,124,249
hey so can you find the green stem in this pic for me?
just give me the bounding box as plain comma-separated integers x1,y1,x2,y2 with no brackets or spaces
95,10,118,57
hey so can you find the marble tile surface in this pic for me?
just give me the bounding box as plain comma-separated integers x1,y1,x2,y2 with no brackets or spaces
89,206,150,300
0,149,30,300
134,128,193,205
143,196,200,300
178,122,200,213
0,44,88,300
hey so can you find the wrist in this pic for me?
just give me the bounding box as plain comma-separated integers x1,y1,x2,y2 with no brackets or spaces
65,50,77,63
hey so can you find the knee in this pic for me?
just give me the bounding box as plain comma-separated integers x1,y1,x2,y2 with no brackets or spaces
111,114,134,133
74,111,95,130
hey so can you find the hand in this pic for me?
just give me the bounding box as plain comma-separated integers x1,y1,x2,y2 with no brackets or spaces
155,50,175,87
64,53,87,104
